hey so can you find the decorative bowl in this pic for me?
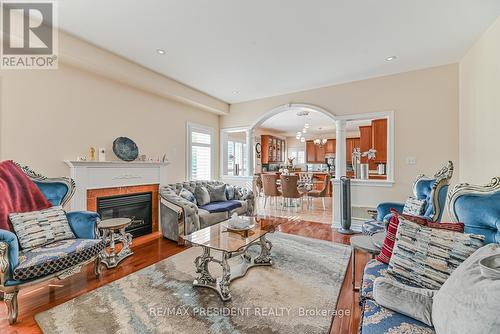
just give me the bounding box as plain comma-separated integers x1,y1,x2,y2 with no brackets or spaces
113,137,139,162
224,216,255,232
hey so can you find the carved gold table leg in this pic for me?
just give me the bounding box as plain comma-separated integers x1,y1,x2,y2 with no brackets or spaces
5,289,19,324
192,234,274,302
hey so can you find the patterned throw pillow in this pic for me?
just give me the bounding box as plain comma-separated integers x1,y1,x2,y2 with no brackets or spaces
376,211,401,264
179,188,196,204
399,212,465,232
387,219,484,289
194,186,211,206
402,197,427,216
207,184,227,202
9,206,76,250
225,185,235,200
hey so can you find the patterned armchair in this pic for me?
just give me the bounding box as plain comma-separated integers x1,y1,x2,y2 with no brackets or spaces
160,180,254,244
358,175,499,334
0,164,104,324
363,161,454,235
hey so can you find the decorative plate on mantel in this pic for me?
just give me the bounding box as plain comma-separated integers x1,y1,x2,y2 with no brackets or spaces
113,137,139,161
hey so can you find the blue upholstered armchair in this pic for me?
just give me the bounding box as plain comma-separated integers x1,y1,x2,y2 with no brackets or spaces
0,164,103,324
448,177,500,244
363,161,454,234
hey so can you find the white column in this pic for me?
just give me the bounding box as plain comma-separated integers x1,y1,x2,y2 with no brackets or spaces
335,120,347,179
332,119,347,228
246,129,254,176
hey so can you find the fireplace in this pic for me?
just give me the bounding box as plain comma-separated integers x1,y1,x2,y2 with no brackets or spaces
97,192,153,238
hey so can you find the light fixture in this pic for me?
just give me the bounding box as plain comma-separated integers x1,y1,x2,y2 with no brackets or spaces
304,123,310,129
156,48,166,55
313,138,327,145
232,90,239,94
385,56,397,61
313,128,328,147
302,128,307,134
300,137,305,143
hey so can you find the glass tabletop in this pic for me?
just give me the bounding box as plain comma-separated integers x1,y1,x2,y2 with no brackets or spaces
183,216,281,253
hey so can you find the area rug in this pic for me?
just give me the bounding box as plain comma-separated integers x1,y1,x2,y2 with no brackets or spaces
35,232,351,334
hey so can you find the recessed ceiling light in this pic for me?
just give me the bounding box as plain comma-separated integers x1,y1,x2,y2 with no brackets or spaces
156,49,166,55
300,137,305,143
232,90,239,94
385,56,397,62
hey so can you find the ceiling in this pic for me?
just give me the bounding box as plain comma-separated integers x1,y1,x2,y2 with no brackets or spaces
57,1,500,103
259,109,370,137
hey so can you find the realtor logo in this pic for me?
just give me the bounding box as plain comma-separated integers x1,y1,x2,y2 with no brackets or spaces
1,0,58,69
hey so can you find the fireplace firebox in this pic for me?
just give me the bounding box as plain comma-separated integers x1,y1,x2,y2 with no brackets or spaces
97,192,152,238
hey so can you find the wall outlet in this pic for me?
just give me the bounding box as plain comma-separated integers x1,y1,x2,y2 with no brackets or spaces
406,157,417,165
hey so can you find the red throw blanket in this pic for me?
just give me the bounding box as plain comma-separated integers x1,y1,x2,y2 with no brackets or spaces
0,161,52,231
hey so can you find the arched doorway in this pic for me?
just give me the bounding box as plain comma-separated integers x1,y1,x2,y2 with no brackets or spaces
246,103,345,178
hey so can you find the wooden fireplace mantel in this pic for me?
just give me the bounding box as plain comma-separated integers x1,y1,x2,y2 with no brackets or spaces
64,160,169,234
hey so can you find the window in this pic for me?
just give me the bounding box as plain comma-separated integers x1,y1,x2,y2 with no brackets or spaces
227,140,247,175
287,148,306,164
187,123,214,180
220,128,249,177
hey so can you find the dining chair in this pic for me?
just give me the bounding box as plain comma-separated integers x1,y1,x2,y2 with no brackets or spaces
308,174,331,210
261,174,282,208
280,175,307,210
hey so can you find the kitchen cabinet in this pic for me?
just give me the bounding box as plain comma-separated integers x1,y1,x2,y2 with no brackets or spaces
371,119,387,164
306,141,316,163
261,135,285,164
306,141,326,163
325,139,336,154
346,137,360,163
359,125,377,169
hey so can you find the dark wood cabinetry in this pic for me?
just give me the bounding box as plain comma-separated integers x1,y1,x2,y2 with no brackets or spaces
306,138,359,163
325,139,336,154
261,135,285,164
306,141,325,163
371,119,387,163
346,138,360,163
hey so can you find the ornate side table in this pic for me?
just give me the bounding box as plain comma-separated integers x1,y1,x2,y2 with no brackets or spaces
98,218,133,269
350,232,385,291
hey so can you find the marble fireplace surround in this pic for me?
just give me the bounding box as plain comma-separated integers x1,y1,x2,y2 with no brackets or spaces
64,161,169,234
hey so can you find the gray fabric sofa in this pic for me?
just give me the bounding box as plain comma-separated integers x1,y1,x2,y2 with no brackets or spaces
160,180,254,244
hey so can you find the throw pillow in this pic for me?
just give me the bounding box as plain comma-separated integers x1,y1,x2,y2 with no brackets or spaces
194,186,211,206
9,206,76,250
375,210,401,264
225,185,235,200
402,197,427,216
432,244,500,334
400,212,465,232
179,188,196,204
387,219,484,289
373,277,435,326
207,184,227,202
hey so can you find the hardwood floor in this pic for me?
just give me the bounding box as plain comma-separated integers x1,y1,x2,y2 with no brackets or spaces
0,219,369,334
256,196,333,224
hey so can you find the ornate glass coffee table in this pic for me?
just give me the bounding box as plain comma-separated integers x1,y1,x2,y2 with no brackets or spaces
183,217,281,301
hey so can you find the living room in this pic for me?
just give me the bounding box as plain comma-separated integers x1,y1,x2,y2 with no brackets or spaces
0,1,499,334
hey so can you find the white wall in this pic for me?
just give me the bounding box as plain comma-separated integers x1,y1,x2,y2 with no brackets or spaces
222,65,459,207
0,32,223,182
459,16,500,184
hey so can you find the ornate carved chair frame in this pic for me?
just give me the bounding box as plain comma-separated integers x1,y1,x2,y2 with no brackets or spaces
363,161,454,235
0,164,102,324
448,177,500,244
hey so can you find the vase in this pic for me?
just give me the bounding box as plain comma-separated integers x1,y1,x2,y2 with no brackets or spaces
360,163,369,180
